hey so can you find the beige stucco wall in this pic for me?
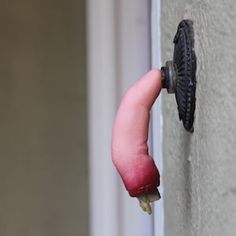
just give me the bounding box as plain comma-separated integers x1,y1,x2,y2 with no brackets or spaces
0,0,88,235
161,0,236,235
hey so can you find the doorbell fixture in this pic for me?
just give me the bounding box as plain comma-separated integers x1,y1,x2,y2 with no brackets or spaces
161,20,197,132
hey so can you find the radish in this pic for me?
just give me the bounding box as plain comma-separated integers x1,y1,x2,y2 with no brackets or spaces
112,69,162,214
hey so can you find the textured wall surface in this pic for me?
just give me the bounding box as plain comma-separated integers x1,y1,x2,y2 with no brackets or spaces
161,0,236,235
0,1,88,235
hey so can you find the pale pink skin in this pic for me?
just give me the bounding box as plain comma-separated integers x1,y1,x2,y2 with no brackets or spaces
112,69,162,197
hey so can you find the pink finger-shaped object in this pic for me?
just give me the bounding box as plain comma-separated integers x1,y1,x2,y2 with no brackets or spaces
112,69,162,198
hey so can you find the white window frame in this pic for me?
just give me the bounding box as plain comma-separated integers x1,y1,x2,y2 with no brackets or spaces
151,1,164,235
86,1,163,235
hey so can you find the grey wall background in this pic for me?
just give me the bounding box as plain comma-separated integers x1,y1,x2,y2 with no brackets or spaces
161,0,236,235
0,0,88,235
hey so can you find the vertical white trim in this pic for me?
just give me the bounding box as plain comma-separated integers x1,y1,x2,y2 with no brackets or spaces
86,1,119,236
151,0,165,236
87,1,154,236
117,1,154,236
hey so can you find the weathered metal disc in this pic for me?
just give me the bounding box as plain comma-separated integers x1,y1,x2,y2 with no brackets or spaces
173,20,196,132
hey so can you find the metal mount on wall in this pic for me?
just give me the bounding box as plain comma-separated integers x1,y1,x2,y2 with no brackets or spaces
161,20,197,132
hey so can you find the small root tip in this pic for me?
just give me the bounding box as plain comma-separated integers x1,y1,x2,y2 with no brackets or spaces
137,188,161,215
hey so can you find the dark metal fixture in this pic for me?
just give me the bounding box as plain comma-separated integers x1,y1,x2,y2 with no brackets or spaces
161,19,197,132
